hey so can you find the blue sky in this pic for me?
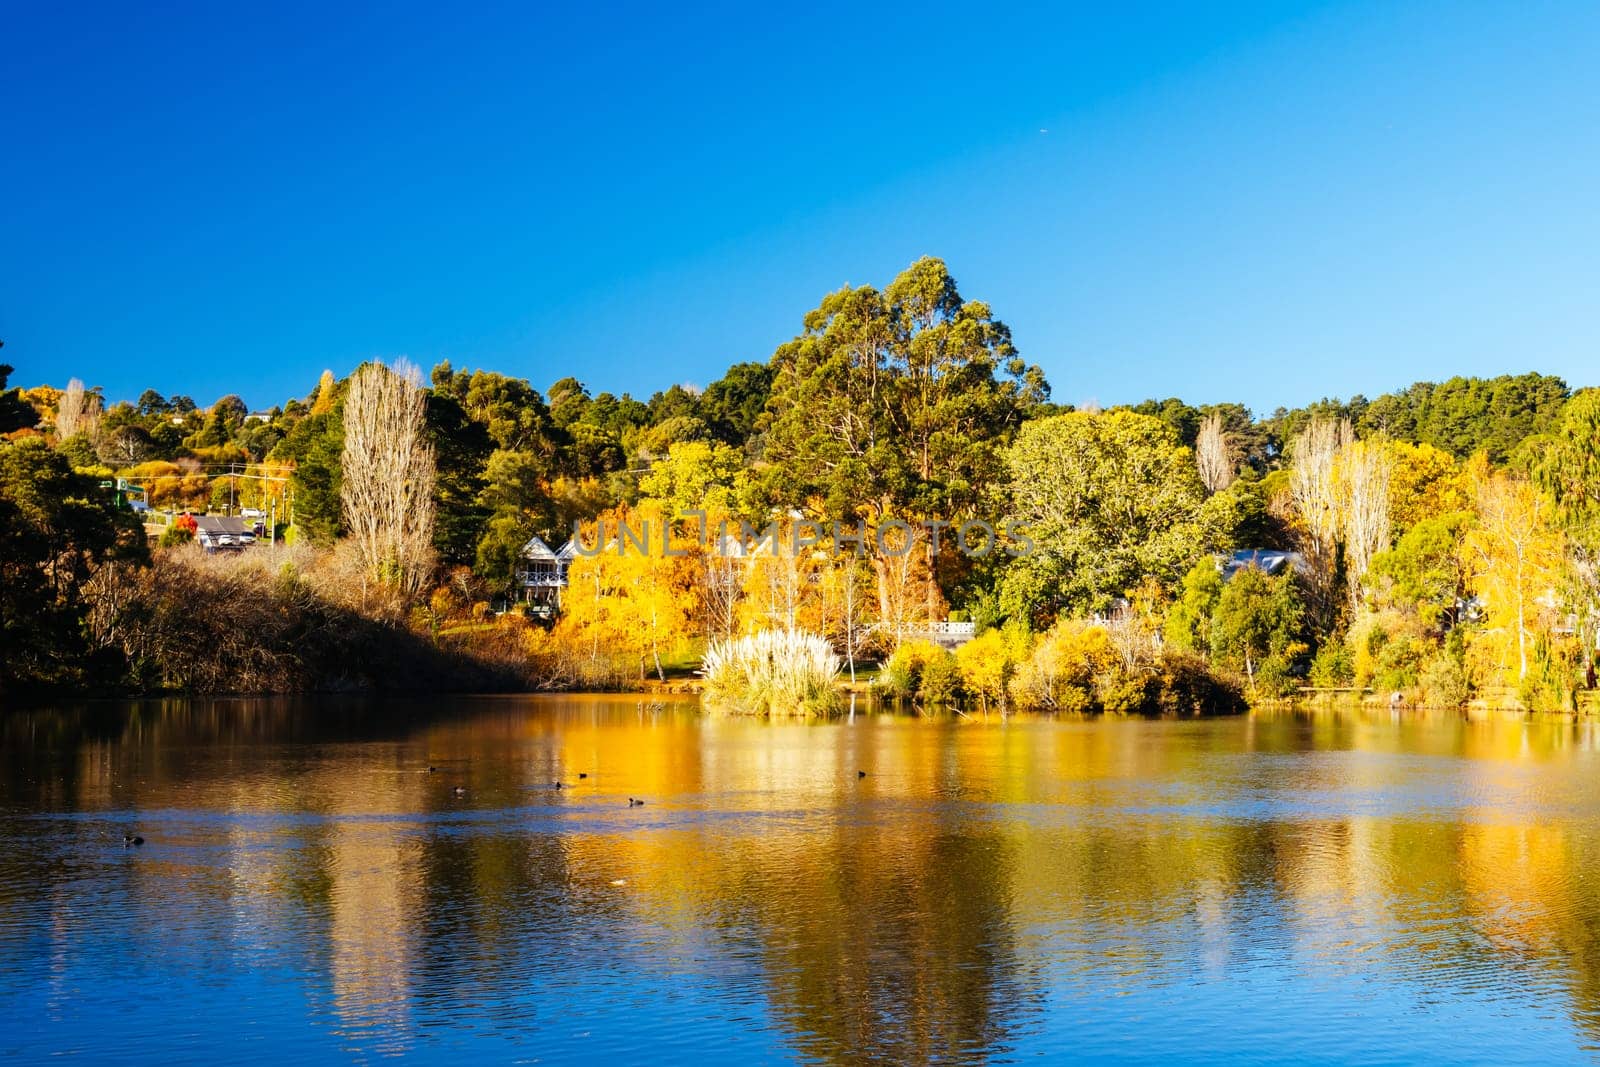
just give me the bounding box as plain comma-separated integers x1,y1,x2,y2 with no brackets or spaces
4,0,1598,414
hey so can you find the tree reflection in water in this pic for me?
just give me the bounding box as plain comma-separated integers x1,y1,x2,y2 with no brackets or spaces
3,698,1600,1062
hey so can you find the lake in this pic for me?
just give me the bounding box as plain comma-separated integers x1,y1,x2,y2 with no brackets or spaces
3,695,1600,1064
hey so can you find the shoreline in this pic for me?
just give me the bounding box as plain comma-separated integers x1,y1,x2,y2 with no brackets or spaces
8,681,1598,721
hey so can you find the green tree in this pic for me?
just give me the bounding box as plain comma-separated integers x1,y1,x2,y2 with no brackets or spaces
1210,566,1306,693
135,388,171,416
431,363,560,456
273,404,344,544
475,509,536,595
1533,387,1600,676
1366,512,1474,629
700,361,772,447
0,438,146,692
0,358,41,434
1164,560,1223,652
759,257,1046,524
646,383,701,426
426,391,492,567
1003,410,1214,622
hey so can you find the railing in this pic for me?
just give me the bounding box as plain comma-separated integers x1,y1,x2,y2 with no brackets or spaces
905,621,977,638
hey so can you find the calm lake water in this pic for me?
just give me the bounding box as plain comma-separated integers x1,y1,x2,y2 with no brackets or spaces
3,696,1600,1064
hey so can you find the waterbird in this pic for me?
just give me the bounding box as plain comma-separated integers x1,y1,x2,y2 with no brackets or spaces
554,781,564,790
453,786,467,797
628,797,645,807
578,772,588,780
123,833,144,847
427,766,437,773
858,770,867,779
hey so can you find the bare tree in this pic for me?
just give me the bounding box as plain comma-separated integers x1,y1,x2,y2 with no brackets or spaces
1290,419,1347,560
1290,419,1395,617
55,378,101,442
341,360,436,596
1341,438,1392,608
1290,418,1352,625
700,547,742,643
819,551,874,682
1195,411,1236,494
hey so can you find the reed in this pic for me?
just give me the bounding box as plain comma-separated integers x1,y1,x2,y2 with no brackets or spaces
701,629,843,716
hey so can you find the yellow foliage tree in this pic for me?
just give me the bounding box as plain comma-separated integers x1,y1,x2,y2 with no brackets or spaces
955,625,1034,713
1463,462,1564,685
736,521,823,635
816,550,875,681
1013,620,1118,713
554,502,697,683
1388,441,1471,534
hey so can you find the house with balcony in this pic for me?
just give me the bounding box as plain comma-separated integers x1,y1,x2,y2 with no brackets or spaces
517,535,576,611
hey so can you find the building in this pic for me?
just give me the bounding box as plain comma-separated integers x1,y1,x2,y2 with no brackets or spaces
194,515,259,553
516,535,576,610
1221,548,1305,581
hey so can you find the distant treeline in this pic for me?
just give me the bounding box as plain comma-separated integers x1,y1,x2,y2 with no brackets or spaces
1,259,1596,709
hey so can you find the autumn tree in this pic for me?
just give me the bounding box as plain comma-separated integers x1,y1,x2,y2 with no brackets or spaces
1288,418,1349,621
341,360,436,595
1195,411,1236,494
54,377,101,444
556,503,696,681
1341,438,1393,609
1535,389,1600,679
1387,441,1470,534
1464,465,1563,684
1288,419,1394,618
816,549,874,681
638,439,744,516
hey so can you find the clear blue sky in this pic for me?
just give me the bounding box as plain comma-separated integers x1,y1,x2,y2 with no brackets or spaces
5,0,1598,415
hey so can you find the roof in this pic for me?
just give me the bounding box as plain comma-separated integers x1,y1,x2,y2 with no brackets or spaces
1221,549,1305,581
194,516,252,536
522,535,584,561
521,535,559,561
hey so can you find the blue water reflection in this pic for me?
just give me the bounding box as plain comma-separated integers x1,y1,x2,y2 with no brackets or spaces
2,696,1599,1063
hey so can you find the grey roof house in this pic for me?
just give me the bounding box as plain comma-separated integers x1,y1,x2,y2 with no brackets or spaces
1221,549,1305,581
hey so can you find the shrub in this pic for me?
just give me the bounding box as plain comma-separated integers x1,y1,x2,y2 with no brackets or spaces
1373,633,1430,692
954,624,1033,712
1309,641,1354,688
89,546,526,693
1419,653,1470,708
1097,670,1158,715
883,639,960,707
1011,621,1244,715
1149,651,1247,716
158,522,194,548
1013,620,1117,711
701,629,842,716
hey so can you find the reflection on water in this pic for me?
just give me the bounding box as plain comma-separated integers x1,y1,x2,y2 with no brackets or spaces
4,697,1600,1063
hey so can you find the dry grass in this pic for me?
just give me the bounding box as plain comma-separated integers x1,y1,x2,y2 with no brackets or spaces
701,629,842,716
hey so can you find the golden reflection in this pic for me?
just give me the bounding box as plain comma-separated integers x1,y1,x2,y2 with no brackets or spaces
7,699,1600,1056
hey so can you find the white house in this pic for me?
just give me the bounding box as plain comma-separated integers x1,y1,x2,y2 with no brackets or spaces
517,535,576,608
